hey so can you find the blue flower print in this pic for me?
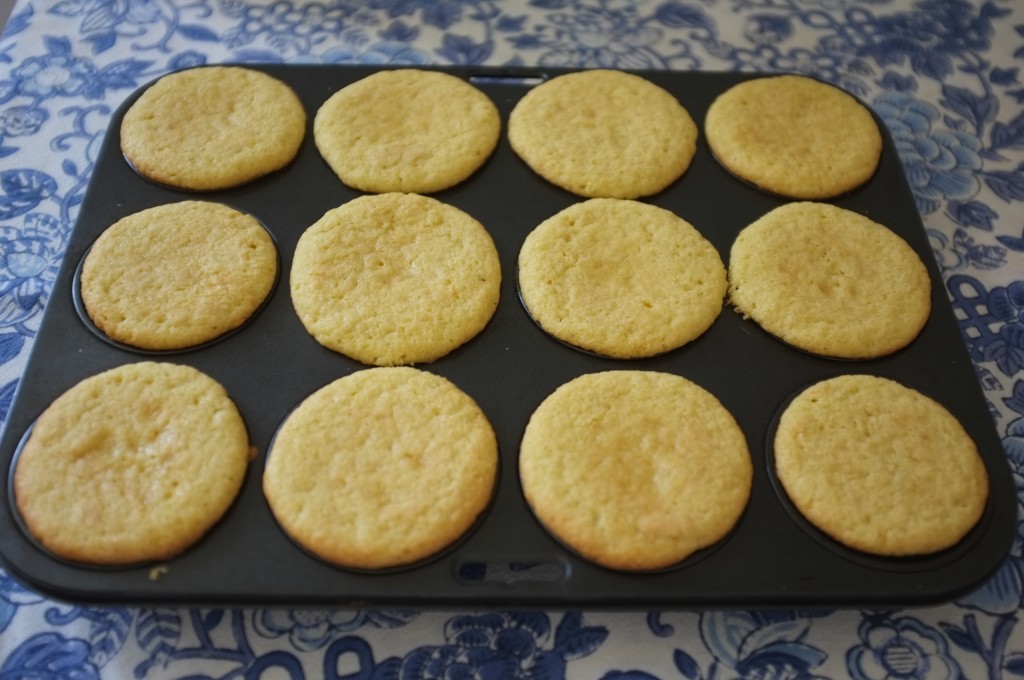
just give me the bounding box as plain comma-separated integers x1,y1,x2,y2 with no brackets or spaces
52,0,167,43
745,14,793,45
655,1,716,32
369,0,476,32
168,50,208,71
13,50,95,99
772,48,843,79
948,229,1005,271
0,214,65,327
0,105,47,137
729,44,782,73
256,609,372,651
873,91,982,215
524,5,668,69
222,1,356,58
847,616,962,680
945,276,1024,371
255,609,417,652
947,200,997,231
49,0,164,34
879,71,917,93
7,38,149,102
963,281,1024,376
958,405,1024,615
698,611,829,680
986,281,1024,327
320,41,431,65
0,632,100,679
375,612,607,680
853,0,1001,80
123,0,163,24
0,572,43,634
0,104,47,157
239,1,347,38
0,169,58,220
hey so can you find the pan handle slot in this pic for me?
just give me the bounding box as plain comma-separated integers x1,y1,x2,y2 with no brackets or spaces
455,558,568,586
469,73,547,87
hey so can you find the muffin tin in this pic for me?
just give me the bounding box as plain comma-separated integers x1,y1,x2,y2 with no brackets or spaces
0,65,1015,607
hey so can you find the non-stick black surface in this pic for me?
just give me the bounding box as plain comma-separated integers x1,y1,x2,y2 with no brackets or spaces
0,65,1014,608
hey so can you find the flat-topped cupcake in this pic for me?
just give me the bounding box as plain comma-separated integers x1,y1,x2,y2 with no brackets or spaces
727,202,931,359
80,200,278,351
508,70,698,198
14,362,253,565
518,198,726,358
774,374,988,556
314,69,500,193
705,74,882,198
290,193,501,366
120,66,306,190
520,370,752,571
264,367,498,570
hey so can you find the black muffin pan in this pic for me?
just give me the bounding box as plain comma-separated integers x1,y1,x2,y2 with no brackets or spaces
0,65,1015,608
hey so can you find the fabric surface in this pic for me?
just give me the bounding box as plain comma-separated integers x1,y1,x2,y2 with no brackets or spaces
1,0,1024,677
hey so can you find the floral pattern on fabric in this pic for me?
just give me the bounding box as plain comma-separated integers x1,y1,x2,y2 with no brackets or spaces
1,0,1023,677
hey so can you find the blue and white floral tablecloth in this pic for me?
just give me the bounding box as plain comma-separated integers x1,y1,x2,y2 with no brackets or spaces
2,0,1024,678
